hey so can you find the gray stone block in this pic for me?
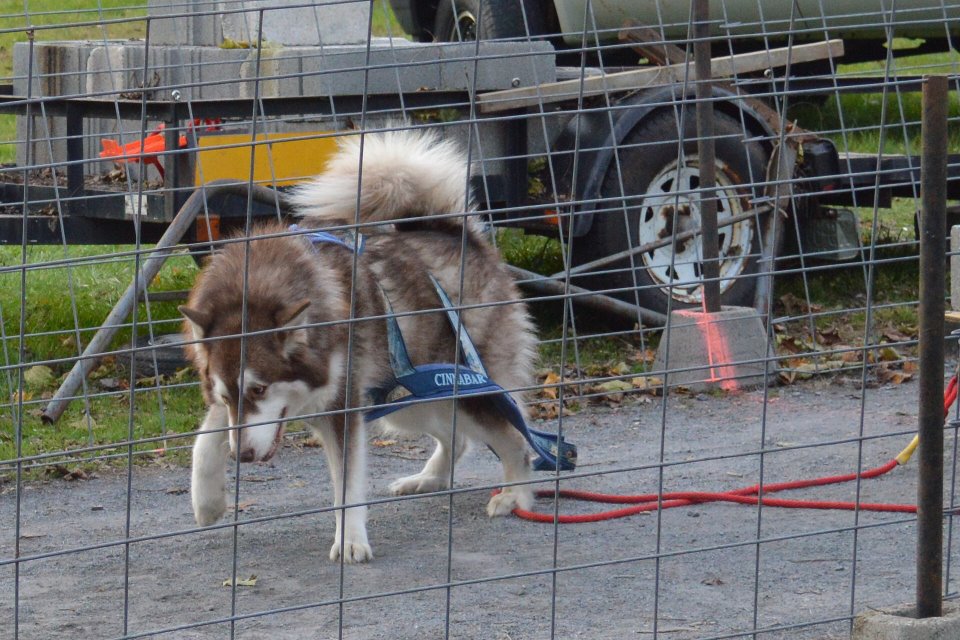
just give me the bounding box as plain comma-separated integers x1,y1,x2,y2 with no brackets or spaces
148,0,222,47
297,43,443,96
652,306,775,392
438,41,557,91
853,602,960,640
148,0,371,47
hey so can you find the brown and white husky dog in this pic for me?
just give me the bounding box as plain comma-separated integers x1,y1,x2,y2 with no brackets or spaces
180,128,537,563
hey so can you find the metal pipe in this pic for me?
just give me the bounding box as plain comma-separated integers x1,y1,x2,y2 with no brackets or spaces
917,74,948,619
41,180,289,424
510,265,668,327
693,0,721,312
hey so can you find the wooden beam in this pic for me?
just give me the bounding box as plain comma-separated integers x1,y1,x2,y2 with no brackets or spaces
477,39,844,113
618,22,688,67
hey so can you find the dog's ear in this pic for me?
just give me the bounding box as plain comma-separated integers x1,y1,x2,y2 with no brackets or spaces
277,299,311,355
179,305,212,341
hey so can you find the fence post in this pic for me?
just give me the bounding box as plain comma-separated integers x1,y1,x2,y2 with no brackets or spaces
917,73,948,619
693,0,720,313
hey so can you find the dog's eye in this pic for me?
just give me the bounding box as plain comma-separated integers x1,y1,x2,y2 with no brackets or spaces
219,394,230,406
250,385,267,398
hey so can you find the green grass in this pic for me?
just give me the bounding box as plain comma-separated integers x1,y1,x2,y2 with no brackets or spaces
0,244,197,362
788,50,960,156
0,244,200,477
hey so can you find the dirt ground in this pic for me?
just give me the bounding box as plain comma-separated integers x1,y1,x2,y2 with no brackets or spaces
1,373,957,640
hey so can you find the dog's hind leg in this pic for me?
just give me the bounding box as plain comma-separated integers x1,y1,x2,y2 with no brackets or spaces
380,402,468,496
479,419,534,517
388,432,467,497
313,415,373,563
191,405,231,526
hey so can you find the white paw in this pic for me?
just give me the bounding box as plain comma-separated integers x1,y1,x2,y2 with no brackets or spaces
486,488,533,517
329,540,374,563
389,473,449,496
192,489,226,526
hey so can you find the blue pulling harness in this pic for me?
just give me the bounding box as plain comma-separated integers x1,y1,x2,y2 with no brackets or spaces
292,224,577,473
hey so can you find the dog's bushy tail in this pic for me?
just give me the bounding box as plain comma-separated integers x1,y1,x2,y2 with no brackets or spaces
289,127,474,231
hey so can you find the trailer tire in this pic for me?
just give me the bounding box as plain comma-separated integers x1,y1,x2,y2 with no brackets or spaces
571,109,770,316
434,0,544,41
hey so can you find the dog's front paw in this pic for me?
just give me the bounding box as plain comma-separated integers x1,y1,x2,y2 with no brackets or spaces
486,487,533,517
192,486,227,526
389,473,449,496
329,540,374,563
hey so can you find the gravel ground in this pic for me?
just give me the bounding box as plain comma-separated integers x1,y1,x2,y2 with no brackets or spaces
1,374,957,640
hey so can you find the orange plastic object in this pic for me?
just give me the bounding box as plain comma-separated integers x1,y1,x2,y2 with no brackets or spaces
99,124,188,180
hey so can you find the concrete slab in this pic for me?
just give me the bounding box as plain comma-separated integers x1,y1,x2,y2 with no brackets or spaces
438,42,557,91
652,305,775,392
852,602,960,640
148,0,372,47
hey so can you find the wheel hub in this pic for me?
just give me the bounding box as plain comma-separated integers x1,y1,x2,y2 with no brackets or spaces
636,160,754,305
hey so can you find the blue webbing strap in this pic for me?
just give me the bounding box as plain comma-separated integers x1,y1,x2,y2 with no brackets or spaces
289,223,366,255
364,279,576,472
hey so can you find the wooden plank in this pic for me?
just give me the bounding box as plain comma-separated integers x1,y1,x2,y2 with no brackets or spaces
477,39,844,113
618,21,688,67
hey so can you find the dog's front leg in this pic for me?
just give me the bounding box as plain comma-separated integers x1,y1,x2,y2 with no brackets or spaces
191,404,230,526
314,415,373,563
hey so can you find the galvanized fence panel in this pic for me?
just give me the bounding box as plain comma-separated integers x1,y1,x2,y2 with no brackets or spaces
1,1,959,638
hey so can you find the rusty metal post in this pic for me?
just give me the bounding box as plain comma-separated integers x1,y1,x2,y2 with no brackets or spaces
693,0,720,313
917,74,948,619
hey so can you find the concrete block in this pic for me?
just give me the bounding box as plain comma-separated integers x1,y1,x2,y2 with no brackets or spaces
298,43,443,96
652,305,775,392
853,602,960,640
148,0,372,47
148,0,222,47
438,41,557,91
229,0,372,46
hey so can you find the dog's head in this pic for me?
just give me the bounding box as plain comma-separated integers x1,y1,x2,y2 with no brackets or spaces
180,297,343,463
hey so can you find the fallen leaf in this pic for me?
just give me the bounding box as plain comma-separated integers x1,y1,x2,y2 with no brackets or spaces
23,365,55,389
631,375,663,392
541,372,562,400
839,348,861,364
371,439,396,447
877,365,914,385
882,326,915,343
222,575,257,587
227,500,257,512
595,380,633,393
878,346,901,362
817,327,843,346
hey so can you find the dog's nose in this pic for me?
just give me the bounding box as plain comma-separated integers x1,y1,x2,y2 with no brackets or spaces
238,448,256,463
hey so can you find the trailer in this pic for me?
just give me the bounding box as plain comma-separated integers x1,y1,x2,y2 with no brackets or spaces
2,11,957,326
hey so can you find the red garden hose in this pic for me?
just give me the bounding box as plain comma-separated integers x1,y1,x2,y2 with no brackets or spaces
510,374,959,524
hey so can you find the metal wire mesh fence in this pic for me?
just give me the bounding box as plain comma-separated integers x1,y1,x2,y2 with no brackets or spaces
1,0,960,638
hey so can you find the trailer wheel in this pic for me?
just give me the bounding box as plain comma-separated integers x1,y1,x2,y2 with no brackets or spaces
571,109,770,316
434,0,544,41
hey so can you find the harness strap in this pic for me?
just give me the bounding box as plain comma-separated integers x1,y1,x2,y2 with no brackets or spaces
366,278,577,472
289,223,365,254
291,221,576,472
